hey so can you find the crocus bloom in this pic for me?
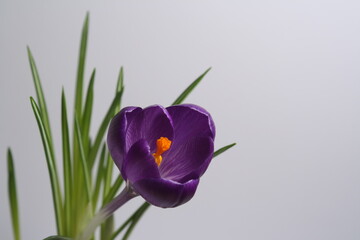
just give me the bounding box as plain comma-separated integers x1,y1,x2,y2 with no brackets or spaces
107,104,215,208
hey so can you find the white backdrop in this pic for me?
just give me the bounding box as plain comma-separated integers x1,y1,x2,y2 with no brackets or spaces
1,1,360,239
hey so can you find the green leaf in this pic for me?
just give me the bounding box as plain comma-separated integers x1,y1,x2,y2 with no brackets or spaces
61,90,72,235
72,14,89,189
115,66,124,113
213,143,236,158
7,148,21,240
102,152,114,204
110,202,150,240
30,97,63,234
43,236,72,240
103,176,124,205
74,12,89,120
121,203,150,240
74,116,92,203
81,69,95,153
172,68,211,105
88,90,124,168
27,47,54,147
92,144,107,211
100,67,125,206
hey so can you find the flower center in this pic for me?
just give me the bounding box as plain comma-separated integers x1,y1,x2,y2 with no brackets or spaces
152,137,172,166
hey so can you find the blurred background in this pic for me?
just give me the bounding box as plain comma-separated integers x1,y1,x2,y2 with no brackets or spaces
1,0,360,239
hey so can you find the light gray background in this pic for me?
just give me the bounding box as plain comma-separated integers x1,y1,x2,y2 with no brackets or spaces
1,0,360,239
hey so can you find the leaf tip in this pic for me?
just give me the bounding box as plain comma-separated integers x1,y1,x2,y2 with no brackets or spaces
7,147,12,158
7,148,14,171
26,46,33,58
84,12,90,26
61,88,66,100
90,68,96,81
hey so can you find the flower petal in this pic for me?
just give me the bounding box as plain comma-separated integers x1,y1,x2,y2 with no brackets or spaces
107,107,142,170
132,178,199,208
122,139,160,182
160,136,214,182
166,104,215,144
126,105,174,153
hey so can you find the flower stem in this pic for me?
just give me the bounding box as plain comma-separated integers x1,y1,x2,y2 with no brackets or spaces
77,186,138,240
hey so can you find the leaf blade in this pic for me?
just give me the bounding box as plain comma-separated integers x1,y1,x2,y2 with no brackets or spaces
213,143,236,158
74,13,89,120
7,148,21,240
103,176,124,206
110,202,150,240
88,90,123,168
92,144,107,211
30,97,63,234
27,47,55,157
115,66,124,113
81,69,96,153
121,203,150,240
75,116,92,203
61,90,72,235
172,68,211,105
102,152,114,205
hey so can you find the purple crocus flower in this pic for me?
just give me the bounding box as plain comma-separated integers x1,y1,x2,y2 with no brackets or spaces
107,104,215,208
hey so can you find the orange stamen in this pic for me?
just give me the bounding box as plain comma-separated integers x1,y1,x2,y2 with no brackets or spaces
152,137,172,166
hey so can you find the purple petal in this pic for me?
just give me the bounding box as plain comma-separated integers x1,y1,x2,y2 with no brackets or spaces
126,105,174,153
176,179,200,205
107,107,142,171
160,136,214,182
122,139,160,182
166,104,215,143
132,178,199,208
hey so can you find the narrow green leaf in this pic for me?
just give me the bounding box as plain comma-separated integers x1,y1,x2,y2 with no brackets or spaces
110,202,150,240
30,97,63,234
43,236,72,240
213,143,236,158
74,116,92,203
88,90,124,168
100,66,125,205
81,69,96,153
103,176,124,205
27,47,53,145
72,14,89,189
7,149,21,240
74,12,89,120
61,90,72,235
92,144,106,211
110,218,131,240
71,15,90,229
172,68,211,105
102,152,114,204
121,203,150,240
115,66,124,113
